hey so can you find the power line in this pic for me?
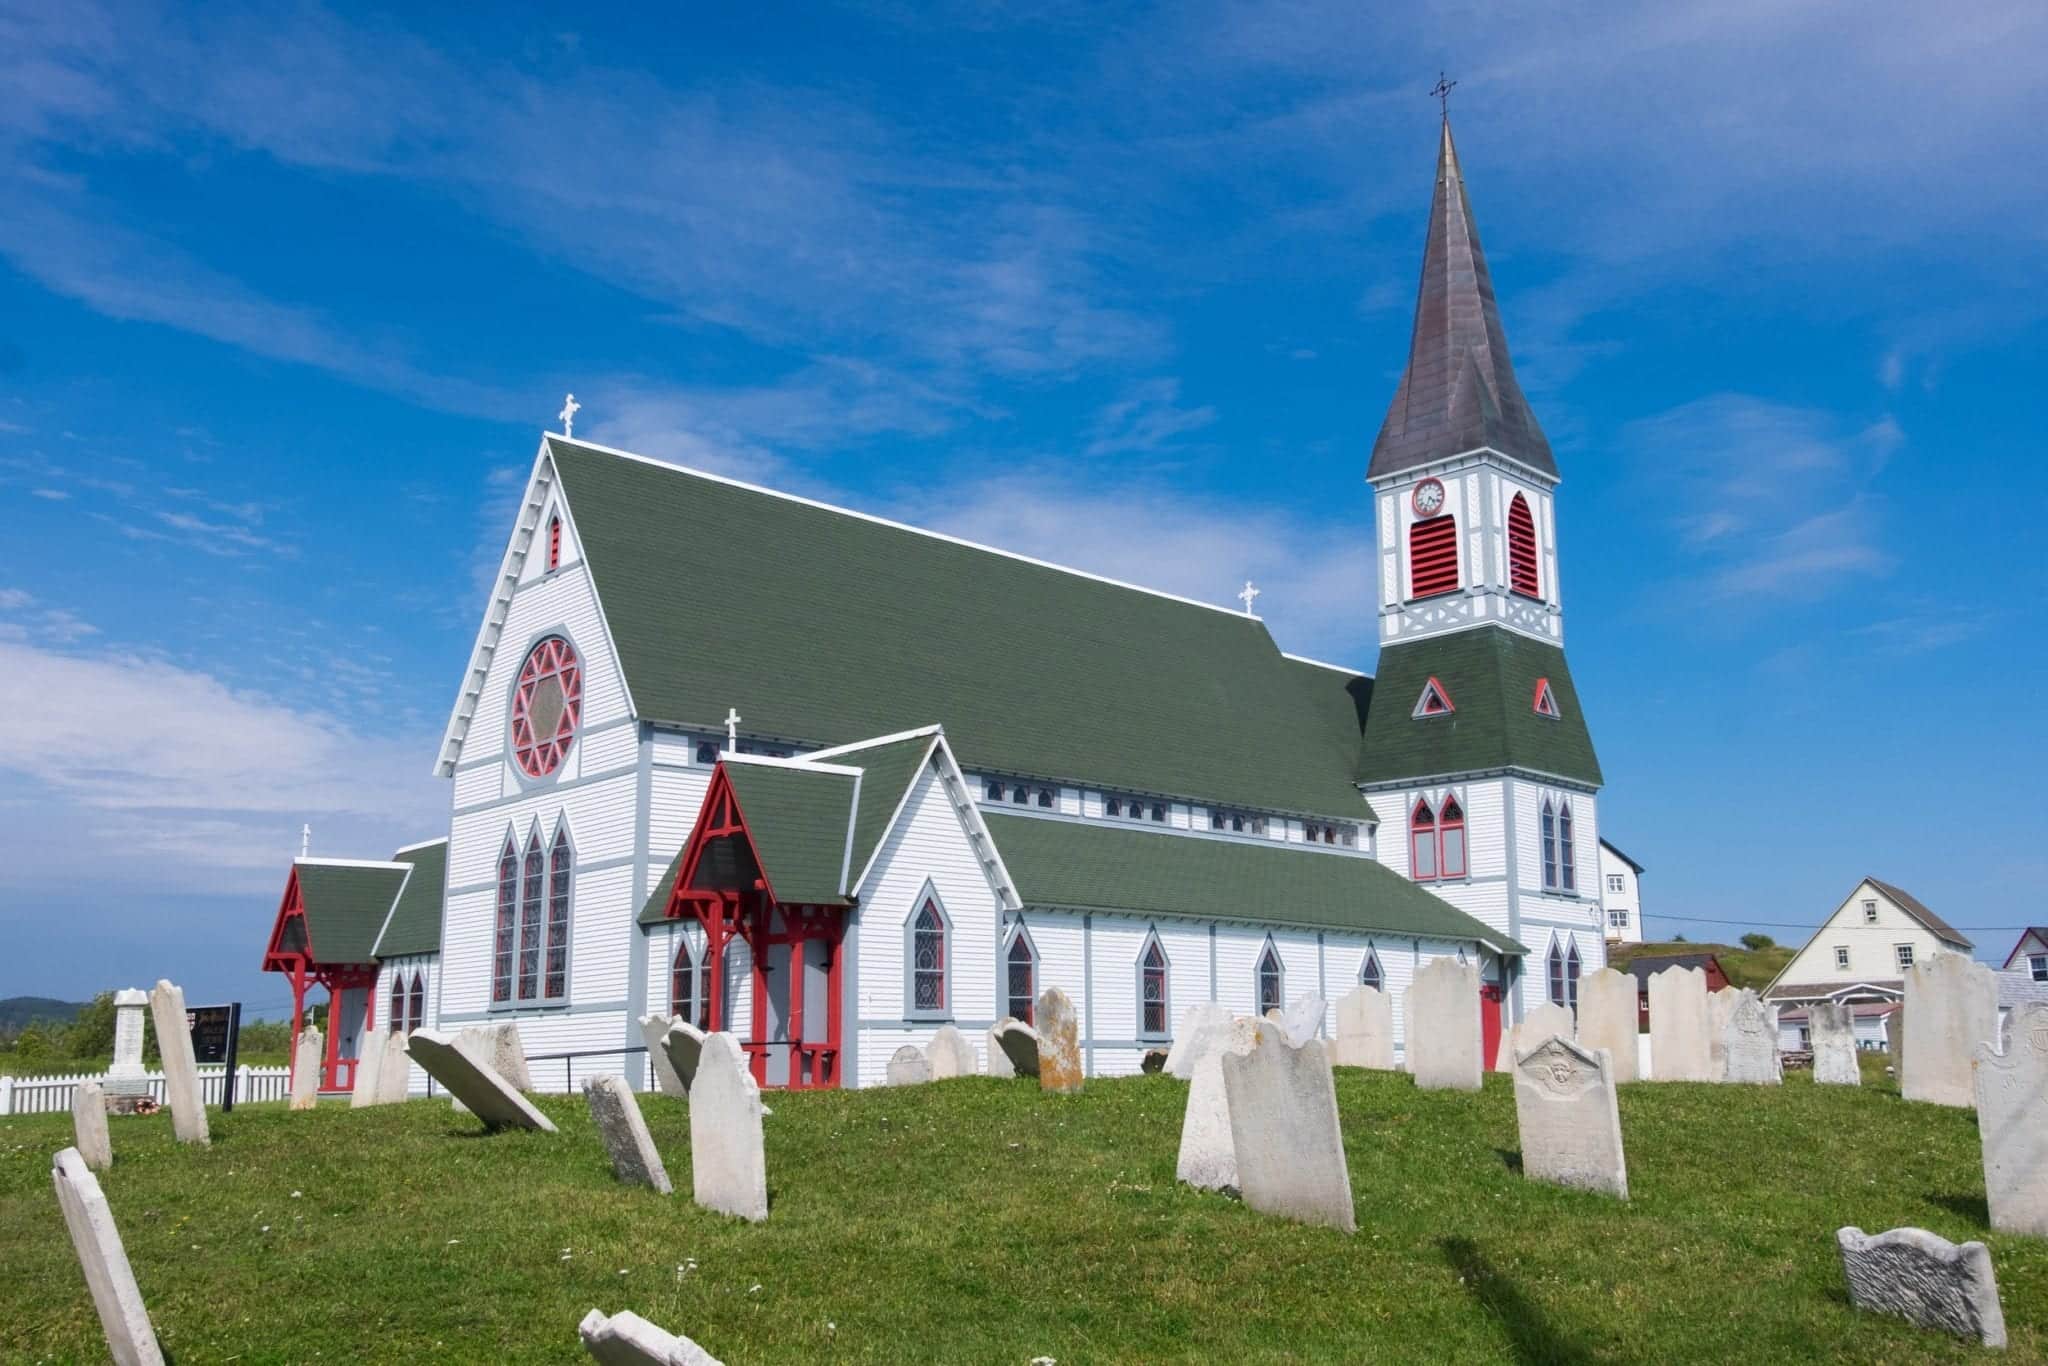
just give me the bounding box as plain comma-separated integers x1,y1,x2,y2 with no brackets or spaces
1642,909,2028,935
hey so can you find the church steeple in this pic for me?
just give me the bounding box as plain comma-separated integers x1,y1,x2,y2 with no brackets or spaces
1368,118,1554,484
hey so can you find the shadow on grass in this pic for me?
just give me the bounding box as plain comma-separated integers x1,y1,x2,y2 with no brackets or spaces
1440,1236,1591,1366
1495,1147,1524,1175
1927,1191,1990,1225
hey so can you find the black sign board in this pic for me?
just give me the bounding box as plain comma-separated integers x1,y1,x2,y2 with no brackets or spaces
185,1002,243,1111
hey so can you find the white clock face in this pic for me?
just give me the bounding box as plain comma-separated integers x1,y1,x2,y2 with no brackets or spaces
1412,478,1446,517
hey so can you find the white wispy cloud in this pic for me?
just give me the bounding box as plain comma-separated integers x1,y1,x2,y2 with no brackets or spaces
1084,379,1218,458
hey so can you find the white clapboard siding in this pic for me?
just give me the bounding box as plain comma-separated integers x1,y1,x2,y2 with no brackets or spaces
648,766,714,865
448,770,641,887
463,563,630,765
1510,780,1598,896
1464,780,1508,879
1087,914,1149,1045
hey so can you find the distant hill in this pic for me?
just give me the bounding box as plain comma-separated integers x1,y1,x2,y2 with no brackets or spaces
1607,941,1795,993
0,997,89,1031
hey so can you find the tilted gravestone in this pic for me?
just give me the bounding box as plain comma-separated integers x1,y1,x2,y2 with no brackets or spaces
1164,1001,1234,1080
927,1024,978,1079
689,1033,767,1222
1328,985,1395,1070
406,1028,557,1132
457,1022,534,1092
1575,968,1638,1085
1837,1226,2006,1349
1974,1002,2048,1238
986,1019,1017,1078
350,1026,389,1109
146,980,208,1145
1404,957,1483,1092
1512,1036,1627,1199
1221,1018,1355,1234
583,1074,673,1195
1810,1002,1861,1086
995,1020,1040,1078
72,1080,112,1172
377,1030,414,1103
1496,1001,1575,1072
1646,966,1712,1082
640,1015,689,1098
579,1308,723,1365
1035,987,1084,1094
885,1045,932,1086
52,1147,164,1366
661,1020,708,1097
289,1026,323,1110
1278,993,1328,1048
1177,1015,1257,1193
1901,955,1999,1108
1721,989,1782,1085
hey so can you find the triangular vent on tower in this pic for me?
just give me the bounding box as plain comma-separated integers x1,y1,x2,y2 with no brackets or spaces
1413,676,1456,718
1532,677,1560,719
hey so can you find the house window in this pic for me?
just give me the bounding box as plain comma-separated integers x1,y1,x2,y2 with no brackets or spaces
1409,514,1459,598
547,515,562,572
517,832,545,1000
545,827,572,1000
1361,950,1383,991
388,974,406,1034
1507,493,1539,597
1410,798,1438,881
1439,795,1467,879
1608,909,1629,929
1895,944,1915,971
491,837,518,1004
1834,945,1850,971
1257,943,1284,1015
1139,937,1169,1037
1413,676,1455,717
2032,954,2048,983
671,940,706,1028
1532,678,1560,719
912,901,946,1013
1607,874,1625,894
1862,899,1878,924
695,739,719,764
1006,931,1036,1024
407,972,424,1035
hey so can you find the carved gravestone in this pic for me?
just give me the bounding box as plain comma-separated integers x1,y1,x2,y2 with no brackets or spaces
661,1020,708,1096
1646,965,1712,1082
407,1028,557,1132
1974,1002,2048,1238
1810,1002,1861,1086
579,1308,723,1365
1512,1036,1627,1199
885,1045,931,1086
689,1033,768,1222
1036,987,1084,1094
72,1080,112,1171
583,1074,673,1195
995,1020,1041,1078
927,1024,978,1079
289,1026,323,1110
1164,1001,1234,1080
1221,1018,1356,1234
1278,993,1328,1048
1496,1001,1575,1072
147,980,208,1145
1327,985,1394,1070
1404,957,1483,1092
640,1015,689,1098
1575,968,1638,1085
52,1147,163,1366
986,1019,1017,1078
1837,1226,2006,1349
1902,955,1999,1108
1722,989,1782,1085
1177,1015,1257,1193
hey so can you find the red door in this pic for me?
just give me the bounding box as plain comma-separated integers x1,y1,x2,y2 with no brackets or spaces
1479,984,1504,1069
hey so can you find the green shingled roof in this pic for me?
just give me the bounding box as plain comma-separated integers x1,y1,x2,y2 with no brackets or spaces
292,861,410,966
717,761,858,906
639,844,687,926
550,438,1374,823
372,840,447,959
828,733,940,884
984,812,1527,955
1357,626,1601,787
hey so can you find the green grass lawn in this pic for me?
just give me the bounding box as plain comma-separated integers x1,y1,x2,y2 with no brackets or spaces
2,1063,2039,1363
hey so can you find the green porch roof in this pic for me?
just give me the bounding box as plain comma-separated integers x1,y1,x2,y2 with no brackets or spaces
720,762,858,906
1357,626,1601,787
372,840,447,959
983,812,1528,955
638,845,686,927
292,861,411,966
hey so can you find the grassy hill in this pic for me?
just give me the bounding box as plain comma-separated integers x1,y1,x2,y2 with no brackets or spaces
3,1064,2040,1362
0,997,88,1032
1609,939,1797,992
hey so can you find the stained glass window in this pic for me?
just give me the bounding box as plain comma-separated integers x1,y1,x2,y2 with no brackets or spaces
1257,944,1283,1015
518,833,544,1000
511,636,582,777
491,838,518,1003
913,902,945,1012
1006,932,1035,1024
545,827,571,1000
1141,940,1168,1035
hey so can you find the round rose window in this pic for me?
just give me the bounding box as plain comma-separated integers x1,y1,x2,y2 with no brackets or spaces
511,635,582,777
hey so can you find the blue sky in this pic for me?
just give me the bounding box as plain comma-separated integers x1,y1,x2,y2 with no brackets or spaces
3,2,2044,1012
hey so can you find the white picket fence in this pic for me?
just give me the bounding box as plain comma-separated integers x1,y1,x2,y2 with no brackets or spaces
0,1065,292,1116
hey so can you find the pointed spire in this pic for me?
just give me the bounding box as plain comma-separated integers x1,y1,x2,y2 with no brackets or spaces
1368,118,1555,483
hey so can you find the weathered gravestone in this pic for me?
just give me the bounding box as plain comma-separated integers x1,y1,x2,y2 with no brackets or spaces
407,1028,557,1132
1328,985,1395,1070
146,980,208,1145
1221,1018,1355,1234
1141,1048,1169,1073
885,1045,932,1086
1646,965,1712,1082
927,1024,978,1079
1974,1002,2048,1238
72,1080,112,1171
1810,1002,1861,1086
1512,1036,1627,1199
377,1029,414,1103
1902,955,1999,1108
463,1022,533,1091
689,1033,767,1222
995,1019,1040,1078
1278,993,1328,1048
640,1015,689,1098
1164,1001,1234,1080
1177,1015,1257,1193
986,1019,1017,1078
579,1308,723,1365
1036,986,1084,1094
1837,1226,2006,1349
1404,957,1483,1092
103,988,151,1114
289,1025,323,1110
1722,988,1782,1085
1575,968,1638,1085
660,1019,708,1097
1706,988,1736,1082
1497,1001,1576,1072
583,1074,672,1195
350,1026,388,1109
52,1147,164,1366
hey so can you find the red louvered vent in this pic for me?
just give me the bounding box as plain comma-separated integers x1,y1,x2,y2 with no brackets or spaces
1408,515,1460,599
1507,494,1539,597
548,516,562,571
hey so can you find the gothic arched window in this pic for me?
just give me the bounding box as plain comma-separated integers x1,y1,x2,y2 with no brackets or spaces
1540,799,1559,891
1558,801,1577,892
388,973,405,1034
1566,938,1582,1012
1507,493,1539,597
1361,949,1384,991
1410,798,1439,881
1547,939,1568,1007
912,902,946,1013
491,836,518,1004
407,972,424,1034
1006,929,1036,1024
545,826,572,1000
517,831,545,1000
1139,936,1169,1038
1257,942,1284,1015
672,939,704,1028
1438,794,1467,880
1409,514,1460,598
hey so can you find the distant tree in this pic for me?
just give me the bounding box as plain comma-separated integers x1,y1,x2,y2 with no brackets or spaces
1740,933,1776,951
12,1026,53,1063
1672,933,1688,943
63,992,118,1059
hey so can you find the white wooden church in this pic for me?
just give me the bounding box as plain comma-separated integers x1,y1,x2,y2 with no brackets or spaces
262,118,1609,1095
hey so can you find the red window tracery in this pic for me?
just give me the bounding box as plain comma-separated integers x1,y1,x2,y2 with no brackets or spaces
511,636,581,777
1409,514,1459,598
1507,494,1540,597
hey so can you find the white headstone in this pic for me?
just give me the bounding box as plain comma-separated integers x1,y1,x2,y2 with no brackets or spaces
1646,966,1712,1082
579,1308,723,1365
407,1028,557,1132
1973,1002,2048,1238
995,1020,1040,1078
377,1029,414,1103
1163,1001,1234,1079
1809,1003,1861,1085
1837,1226,2006,1349
104,989,151,1108
1575,968,1638,1085
640,1015,689,1098
289,1026,323,1110
1176,1015,1257,1192
660,1019,708,1096
927,1024,978,1079
1036,987,1084,1094
584,1074,673,1195
986,1020,1017,1078
52,1147,164,1366
885,1045,932,1086
1497,1001,1576,1072
350,1025,388,1109
1278,993,1328,1048
1512,1036,1627,1199
1901,955,1999,1108
1328,986,1395,1070
1706,987,1736,1082
689,1033,768,1222
146,981,208,1145
1721,989,1782,1085
1220,1018,1355,1234
1403,957,1483,1092
486,1022,534,1091
72,1080,112,1171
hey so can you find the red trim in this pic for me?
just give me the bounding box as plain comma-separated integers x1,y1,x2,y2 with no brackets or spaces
1416,676,1455,717
1411,477,1446,517
1439,794,1467,879
510,635,582,778
1408,514,1459,598
1409,797,1438,881
261,866,379,1091
1532,677,1559,718
1507,493,1540,598
547,515,562,572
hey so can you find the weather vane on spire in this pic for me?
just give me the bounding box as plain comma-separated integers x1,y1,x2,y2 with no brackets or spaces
558,393,581,438
1431,71,1457,119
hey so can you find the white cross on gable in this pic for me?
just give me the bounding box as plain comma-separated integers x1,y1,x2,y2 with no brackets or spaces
724,707,742,752
1238,580,1261,616
558,393,581,438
